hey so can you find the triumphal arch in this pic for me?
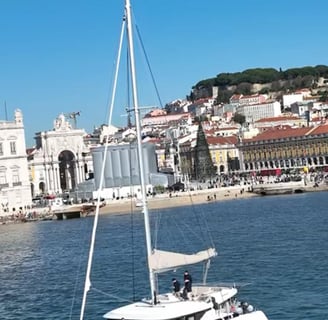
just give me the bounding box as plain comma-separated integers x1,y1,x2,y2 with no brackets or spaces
28,113,94,197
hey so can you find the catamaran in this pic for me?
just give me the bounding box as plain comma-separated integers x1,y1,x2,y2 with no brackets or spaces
80,1,270,319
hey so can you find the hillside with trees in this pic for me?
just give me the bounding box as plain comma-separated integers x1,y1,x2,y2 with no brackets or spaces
190,65,328,103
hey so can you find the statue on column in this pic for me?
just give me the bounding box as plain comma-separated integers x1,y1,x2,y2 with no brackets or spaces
54,114,72,131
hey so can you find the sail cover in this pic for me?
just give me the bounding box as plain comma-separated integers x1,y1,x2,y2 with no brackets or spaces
149,248,217,274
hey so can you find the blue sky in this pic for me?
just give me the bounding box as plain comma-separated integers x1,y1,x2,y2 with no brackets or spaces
1,0,328,147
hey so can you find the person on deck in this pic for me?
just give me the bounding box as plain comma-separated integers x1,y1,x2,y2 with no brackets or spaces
172,278,181,296
183,270,192,299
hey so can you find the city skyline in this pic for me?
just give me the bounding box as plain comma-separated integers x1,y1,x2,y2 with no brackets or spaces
1,0,328,147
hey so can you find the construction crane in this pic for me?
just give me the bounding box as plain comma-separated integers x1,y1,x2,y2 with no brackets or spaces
121,106,157,128
64,111,81,129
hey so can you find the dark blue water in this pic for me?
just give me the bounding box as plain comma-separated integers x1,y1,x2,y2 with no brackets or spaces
1,191,327,319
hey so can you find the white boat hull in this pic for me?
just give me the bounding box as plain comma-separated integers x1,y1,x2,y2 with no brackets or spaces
252,181,305,195
103,286,269,320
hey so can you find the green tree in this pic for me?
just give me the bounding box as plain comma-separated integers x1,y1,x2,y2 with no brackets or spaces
236,82,252,95
319,91,328,102
192,65,328,101
232,113,246,126
215,89,232,103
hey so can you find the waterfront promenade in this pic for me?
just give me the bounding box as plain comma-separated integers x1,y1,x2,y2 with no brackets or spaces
0,186,255,224
100,183,328,215
102,185,257,215
1,183,327,225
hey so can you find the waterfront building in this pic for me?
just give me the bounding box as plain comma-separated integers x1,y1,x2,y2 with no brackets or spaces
239,123,328,172
238,93,267,106
178,136,195,183
91,142,167,199
254,115,306,130
282,92,304,109
290,101,312,119
155,137,178,178
0,110,32,216
229,93,267,106
213,103,238,119
164,99,192,114
214,125,240,137
237,100,281,123
178,127,240,178
207,135,239,173
308,102,328,126
98,124,120,143
27,114,93,196
229,94,243,105
141,112,191,126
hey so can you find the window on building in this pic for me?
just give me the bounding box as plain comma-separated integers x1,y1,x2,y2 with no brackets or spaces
15,190,22,204
12,169,20,183
0,170,7,184
10,141,16,155
0,142,3,156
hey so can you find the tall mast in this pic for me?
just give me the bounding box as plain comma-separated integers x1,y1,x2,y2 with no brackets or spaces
125,0,157,304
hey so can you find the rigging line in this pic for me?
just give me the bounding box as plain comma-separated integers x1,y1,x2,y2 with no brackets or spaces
186,184,216,248
192,202,214,246
91,287,136,303
130,10,172,135
126,0,157,303
166,210,190,248
183,189,216,249
128,141,137,302
125,21,138,302
152,208,162,249
79,14,126,320
153,198,203,251
199,204,216,249
134,21,163,109
187,174,212,246
126,42,132,125
153,206,167,250
69,219,91,320
152,203,195,253
129,190,137,302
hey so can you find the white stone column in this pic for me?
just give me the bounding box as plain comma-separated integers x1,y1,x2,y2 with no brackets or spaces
80,164,84,182
43,156,48,194
47,167,53,193
51,164,56,193
54,164,60,193
75,160,81,185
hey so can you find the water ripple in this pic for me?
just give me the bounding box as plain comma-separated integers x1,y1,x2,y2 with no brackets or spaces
0,191,327,319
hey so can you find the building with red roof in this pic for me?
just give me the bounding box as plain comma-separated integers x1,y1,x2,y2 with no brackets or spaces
239,124,328,172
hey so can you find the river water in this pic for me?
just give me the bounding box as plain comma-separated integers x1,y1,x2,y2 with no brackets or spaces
1,191,327,319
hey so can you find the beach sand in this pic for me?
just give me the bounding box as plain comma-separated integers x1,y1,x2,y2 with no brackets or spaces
100,186,258,215
99,183,328,216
